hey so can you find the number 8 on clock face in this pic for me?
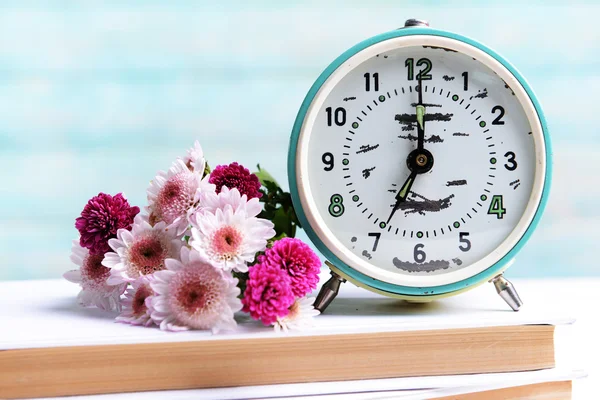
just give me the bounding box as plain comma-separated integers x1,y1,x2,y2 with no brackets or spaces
288,21,551,307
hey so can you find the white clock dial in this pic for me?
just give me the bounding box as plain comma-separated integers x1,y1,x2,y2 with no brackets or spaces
296,36,546,287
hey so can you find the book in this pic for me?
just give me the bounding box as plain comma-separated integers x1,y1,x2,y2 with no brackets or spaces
0,278,573,399
430,381,572,400
28,368,586,399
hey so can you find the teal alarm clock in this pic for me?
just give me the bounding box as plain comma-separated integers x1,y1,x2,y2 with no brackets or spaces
288,19,551,312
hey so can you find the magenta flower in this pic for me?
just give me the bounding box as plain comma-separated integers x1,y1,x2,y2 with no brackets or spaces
75,193,140,255
209,162,262,199
242,262,295,326
260,238,321,298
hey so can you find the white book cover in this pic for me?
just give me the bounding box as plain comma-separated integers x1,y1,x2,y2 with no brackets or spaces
0,277,573,350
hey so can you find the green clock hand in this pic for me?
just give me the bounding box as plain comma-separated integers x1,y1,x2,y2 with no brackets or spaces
386,170,417,225
416,77,426,150
416,105,425,130
386,79,431,225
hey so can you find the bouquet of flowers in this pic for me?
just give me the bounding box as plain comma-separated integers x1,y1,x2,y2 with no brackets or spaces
64,142,321,333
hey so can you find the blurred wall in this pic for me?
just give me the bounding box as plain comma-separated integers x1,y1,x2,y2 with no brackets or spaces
1,1,598,280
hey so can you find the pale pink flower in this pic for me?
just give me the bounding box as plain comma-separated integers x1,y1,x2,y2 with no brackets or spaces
63,241,126,311
274,297,320,333
180,140,206,175
115,276,155,327
189,205,274,272
198,186,263,216
146,159,215,236
103,215,183,285
150,247,241,333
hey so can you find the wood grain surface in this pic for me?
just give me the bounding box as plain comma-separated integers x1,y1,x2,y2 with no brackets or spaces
0,325,554,398
432,380,571,400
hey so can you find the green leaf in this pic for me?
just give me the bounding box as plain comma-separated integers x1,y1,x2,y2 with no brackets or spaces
233,271,249,298
203,161,211,178
271,206,296,239
254,165,300,238
254,164,279,187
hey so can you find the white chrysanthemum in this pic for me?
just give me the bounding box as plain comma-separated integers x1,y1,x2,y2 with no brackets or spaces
63,240,126,311
198,186,262,217
180,140,206,175
146,159,215,236
274,297,320,333
189,205,274,272
150,247,241,333
103,215,183,285
115,276,155,327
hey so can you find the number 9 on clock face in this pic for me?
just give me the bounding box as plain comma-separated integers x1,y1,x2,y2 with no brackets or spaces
290,30,548,291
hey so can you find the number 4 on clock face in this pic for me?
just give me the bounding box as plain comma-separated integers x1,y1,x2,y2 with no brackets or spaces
488,195,506,219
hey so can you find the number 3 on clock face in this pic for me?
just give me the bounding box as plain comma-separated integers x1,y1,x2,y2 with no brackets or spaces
289,26,550,297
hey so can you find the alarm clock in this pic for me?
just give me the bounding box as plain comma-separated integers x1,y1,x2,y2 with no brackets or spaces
287,19,551,312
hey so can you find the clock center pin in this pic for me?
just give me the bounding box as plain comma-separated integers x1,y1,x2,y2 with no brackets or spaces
407,148,434,173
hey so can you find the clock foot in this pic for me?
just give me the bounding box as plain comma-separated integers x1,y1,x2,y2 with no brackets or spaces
491,274,523,311
313,269,346,313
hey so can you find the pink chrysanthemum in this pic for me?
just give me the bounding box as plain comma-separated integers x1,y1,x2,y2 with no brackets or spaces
209,162,262,200
147,159,215,236
199,187,262,217
63,240,126,311
150,247,241,332
260,238,321,298
242,262,295,326
180,140,206,175
189,204,275,272
75,193,140,255
103,215,183,285
116,276,155,327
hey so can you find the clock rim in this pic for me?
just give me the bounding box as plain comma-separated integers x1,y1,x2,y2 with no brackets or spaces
288,27,552,296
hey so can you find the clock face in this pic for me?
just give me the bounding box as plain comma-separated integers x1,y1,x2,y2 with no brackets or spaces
295,35,546,287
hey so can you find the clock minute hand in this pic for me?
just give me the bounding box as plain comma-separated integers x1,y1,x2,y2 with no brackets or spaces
386,79,427,225
386,170,417,225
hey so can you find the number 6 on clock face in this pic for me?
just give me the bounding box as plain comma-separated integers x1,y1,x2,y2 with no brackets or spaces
289,25,550,299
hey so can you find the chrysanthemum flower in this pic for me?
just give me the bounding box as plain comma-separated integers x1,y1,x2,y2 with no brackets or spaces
199,186,262,217
103,215,183,285
180,140,206,175
63,241,126,311
75,193,140,255
189,205,274,272
146,159,215,236
274,297,320,333
260,238,321,298
115,276,155,327
242,262,295,326
150,247,241,333
209,162,262,200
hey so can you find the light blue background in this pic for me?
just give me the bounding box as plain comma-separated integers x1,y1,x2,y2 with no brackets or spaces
1,1,598,280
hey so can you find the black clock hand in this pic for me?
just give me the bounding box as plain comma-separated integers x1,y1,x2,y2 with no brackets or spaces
386,170,417,225
387,78,433,225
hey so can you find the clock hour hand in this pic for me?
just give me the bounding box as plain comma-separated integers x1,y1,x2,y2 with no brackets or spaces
386,170,417,225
